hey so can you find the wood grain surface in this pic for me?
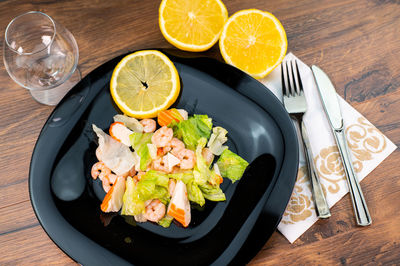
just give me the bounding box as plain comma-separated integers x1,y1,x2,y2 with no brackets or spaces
0,0,399,265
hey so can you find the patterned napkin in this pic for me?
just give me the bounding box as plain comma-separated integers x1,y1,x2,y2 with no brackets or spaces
259,53,397,243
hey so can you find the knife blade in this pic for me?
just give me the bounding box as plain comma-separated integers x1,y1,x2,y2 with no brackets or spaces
311,65,372,226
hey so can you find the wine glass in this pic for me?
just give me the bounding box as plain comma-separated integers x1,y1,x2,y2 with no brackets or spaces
3,11,80,105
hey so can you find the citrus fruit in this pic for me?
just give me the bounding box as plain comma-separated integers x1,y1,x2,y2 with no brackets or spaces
159,0,228,52
110,50,180,119
219,9,287,79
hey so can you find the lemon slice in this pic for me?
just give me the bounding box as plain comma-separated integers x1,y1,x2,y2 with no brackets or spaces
159,0,228,52
219,9,287,79
110,50,180,119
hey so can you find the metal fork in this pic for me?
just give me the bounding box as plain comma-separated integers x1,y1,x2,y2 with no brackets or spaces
281,60,331,219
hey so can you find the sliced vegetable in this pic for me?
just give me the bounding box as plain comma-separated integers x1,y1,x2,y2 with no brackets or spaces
194,138,225,200
109,122,133,146
147,143,157,159
167,180,191,227
196,114,212,129
193,169,207,185
121,176,145,216
217,149,249,183
199,182,226,201
158,215,174,228
157,108,184,127
101,176,126,212
168,171,194,184
141,171,170,187
169,171,205,206
130,132,153,171
187,180,205,206
194,138,212,183
136,170,170,204
207,126,228,155
132,151,141,172
170,115,213,150
113,114,143,132
93,124,136,176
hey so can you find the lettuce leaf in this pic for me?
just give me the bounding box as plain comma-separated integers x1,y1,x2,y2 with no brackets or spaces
193,169,207,186
216,149,249,183
194,138,212,184
158,215,174,228
168,171,194,184
207,126,228,156
193,138,226,202
187,180,205,206
198,182,226,201
170,114,212,150
137,170,170,204
130,132,153,171
169,172,205,206
196,114,212,129
121,176,145,216
122,172,173,217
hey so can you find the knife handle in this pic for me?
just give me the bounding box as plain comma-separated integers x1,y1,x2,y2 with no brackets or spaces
334,129,372,226
300,122,331,219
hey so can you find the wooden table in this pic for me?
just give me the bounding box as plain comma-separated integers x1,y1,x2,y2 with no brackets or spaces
1,0,399,264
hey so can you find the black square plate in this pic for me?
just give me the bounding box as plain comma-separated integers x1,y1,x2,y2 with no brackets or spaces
29,49,298,265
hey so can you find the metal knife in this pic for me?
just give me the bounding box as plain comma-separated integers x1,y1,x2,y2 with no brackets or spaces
311,65,372,226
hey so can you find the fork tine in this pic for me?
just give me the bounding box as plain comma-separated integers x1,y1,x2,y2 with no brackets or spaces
294,60,304,94
281,63,287,96
289,60,299,95
285,61,293,96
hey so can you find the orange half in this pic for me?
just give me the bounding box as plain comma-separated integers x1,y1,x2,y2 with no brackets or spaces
219,9,287,79
159,0,228,52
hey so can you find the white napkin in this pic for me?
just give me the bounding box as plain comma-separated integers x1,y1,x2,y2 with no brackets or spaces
259,53,397,243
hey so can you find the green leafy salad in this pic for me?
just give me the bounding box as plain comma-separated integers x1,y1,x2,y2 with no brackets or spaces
91,108,248,228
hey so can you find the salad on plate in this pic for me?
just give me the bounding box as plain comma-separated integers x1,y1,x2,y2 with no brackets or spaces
91,108,248,228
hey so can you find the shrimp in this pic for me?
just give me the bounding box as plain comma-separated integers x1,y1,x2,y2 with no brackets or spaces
151,126,173,147
91,162,111,180
144,199,166,222
177,149,196,169
169,138,185,156
202,147,215,165
168,179,176,197
152,156,170,173
162,137,185,155
140,119,156,133
102,174,118,193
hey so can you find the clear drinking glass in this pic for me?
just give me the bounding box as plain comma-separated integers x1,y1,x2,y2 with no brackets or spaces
3,11,80,105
